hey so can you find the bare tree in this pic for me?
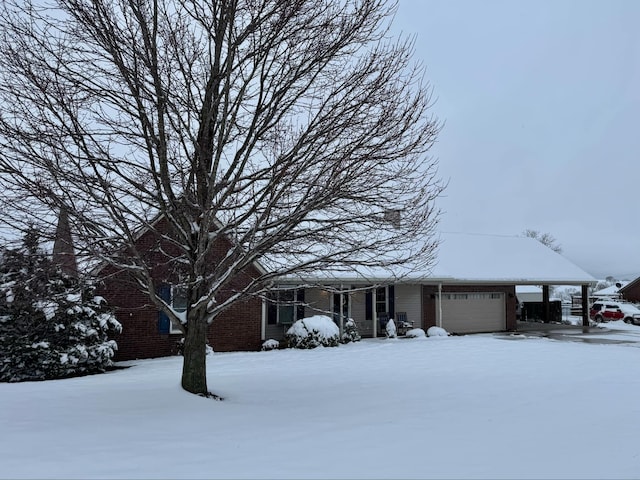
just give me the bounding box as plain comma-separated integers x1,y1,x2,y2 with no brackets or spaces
522,229,562,254
0,0,443,396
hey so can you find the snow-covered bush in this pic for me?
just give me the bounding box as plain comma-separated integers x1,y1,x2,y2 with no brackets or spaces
427,326,449,337
262,339,280,351
0,231,122,382
405,328,426,338
385,318,397,338
285,315,340,349
341,318,361,344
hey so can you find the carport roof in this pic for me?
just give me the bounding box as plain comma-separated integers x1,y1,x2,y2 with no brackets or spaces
281,232,596,285
428,232,595,285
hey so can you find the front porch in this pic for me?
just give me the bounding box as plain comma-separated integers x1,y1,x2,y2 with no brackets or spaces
262,284,423,341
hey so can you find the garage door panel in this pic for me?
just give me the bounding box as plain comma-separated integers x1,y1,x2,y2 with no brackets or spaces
441,292,505,333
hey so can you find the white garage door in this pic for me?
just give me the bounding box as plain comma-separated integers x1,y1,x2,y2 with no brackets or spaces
440,292,505,334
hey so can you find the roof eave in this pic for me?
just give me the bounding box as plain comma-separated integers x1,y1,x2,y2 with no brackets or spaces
275,275,596,286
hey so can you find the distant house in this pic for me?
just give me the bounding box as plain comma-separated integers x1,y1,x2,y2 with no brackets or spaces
592,281,629,300
619,278,640,303
515,285,543,303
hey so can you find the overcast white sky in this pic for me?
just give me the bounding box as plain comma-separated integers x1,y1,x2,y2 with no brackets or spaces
392,0,640,279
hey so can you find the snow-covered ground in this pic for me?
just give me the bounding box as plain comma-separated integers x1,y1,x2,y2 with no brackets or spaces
2,322,640,479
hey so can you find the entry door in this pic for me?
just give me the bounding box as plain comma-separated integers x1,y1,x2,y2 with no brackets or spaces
332,292,350,331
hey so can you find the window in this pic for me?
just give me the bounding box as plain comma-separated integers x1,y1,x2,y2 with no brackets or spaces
376,287,387,315
267,289,305,325
442,292,502,301
157,284,187,334
170,286,187,334
364,285,395,321
278,290,294,325
443,293,468,300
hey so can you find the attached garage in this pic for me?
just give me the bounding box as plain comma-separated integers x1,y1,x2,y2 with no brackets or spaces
277,232,597,338
439,292,506,334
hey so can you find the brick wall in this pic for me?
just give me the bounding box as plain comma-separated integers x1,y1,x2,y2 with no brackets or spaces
621,280,640,303
98,217,264,361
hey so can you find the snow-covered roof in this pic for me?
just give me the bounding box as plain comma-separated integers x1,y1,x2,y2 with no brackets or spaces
282,232,596,285
516,285,543,294
593,282,628,296
429,232,595,285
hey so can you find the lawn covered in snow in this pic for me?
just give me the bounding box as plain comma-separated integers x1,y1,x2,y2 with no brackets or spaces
2,322,640,479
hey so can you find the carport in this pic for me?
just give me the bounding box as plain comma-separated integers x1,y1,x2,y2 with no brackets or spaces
424,233,596,333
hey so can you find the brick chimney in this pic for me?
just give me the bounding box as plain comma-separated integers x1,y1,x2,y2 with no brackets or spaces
52,207,78,277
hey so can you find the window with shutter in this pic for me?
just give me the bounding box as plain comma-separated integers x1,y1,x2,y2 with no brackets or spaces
157,284,186,334
157,284,171,334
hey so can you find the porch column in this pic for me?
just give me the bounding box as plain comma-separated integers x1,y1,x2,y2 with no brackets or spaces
260,299,266,340
542,285,550,323
372,288,377,338
581,284,589,327
437,283,443,328
339,285,345,337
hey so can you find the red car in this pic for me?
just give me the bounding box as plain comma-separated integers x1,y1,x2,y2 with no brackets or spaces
589,301,640,324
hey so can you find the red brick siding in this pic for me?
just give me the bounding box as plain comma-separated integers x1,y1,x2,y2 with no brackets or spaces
104,278,179,360
421,284,517,332
209,297,262,352
621,280,640,303
98,217,263,361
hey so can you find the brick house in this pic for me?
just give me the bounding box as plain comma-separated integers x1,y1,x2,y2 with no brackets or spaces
620,277,640,303
92,219,595,359
97,215,264,361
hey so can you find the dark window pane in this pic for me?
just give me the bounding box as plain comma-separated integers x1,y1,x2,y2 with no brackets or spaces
172,286,188,312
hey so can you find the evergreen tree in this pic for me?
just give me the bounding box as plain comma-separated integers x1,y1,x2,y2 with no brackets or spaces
0,231,121,382
341,318,362,344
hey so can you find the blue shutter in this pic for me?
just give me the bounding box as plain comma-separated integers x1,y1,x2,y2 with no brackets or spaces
267,299,277,325
365,289,372,320
157,284,171,334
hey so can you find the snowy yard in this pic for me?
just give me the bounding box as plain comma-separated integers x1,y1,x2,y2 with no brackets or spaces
2,322,640,479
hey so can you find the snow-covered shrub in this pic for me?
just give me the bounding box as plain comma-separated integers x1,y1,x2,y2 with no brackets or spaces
341,318,361,344
285,315,340,349
405,328,426,338
0,231,122,382
427,326,449,337
262,339,280,351
385,318,397,338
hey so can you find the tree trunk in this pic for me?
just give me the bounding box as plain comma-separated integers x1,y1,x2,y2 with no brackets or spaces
181,316,209,395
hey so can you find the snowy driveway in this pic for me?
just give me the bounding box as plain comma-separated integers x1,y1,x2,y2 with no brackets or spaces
499,319,640,345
